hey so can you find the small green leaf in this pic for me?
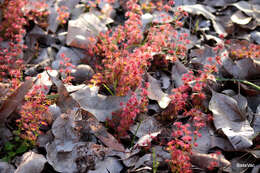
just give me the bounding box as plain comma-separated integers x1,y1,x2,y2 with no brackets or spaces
15,136,20,142
4,142,14,151
1,156,10,162
16,143,28,154
8,152,16,157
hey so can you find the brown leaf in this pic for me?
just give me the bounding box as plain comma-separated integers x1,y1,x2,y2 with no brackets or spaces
192,125,235,154
231,11,252,25
47,71,78,113
77,110,125,152
223,57,260,79
240,82,260,96
190,151,230,170
190,45,222,69
130,115,161,138
0,78,34,126
209,91,254,150
180,4,227,36
33,70,57,95
203,0,231,7
86,115,125,152
231,1,260,25
88,156,123,173
66,11,108,50
15,151,47,173
71,85,130,122
147,74,171,109
51,112,80,151
171,59,189,88
134,131,161,147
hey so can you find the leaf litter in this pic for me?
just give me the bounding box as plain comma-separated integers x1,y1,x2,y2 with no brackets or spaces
1,0,260,172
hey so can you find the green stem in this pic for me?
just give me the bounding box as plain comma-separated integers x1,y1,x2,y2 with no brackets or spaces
113,79,118,95
103,84,114,96
216,77,260,91
130,120,142,148
153,147,159,173
46,94,59,100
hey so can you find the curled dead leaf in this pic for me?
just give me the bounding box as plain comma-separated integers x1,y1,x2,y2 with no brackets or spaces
0,78,34,126
147,74,171,109
190,151,230,170
209,91,254,150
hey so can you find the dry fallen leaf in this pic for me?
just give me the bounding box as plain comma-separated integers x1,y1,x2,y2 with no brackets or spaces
247,149,260,159
87,117,125,152
0,78,34,126
88,157,123,173
190,151,230,170
190,45,221,68
147,74,171,109
231,11,252,25
231,1,260,25
133,154,153,170
203,0,232,7
0,162,15,173
160,72,171,91
108,148,141,168
171,59,189,88
71,85,132,122
46,142,94,173
66,11,108,50
192,125,234,154
15,151,47,173
64,84,86,93
47,108,122,172
180,4,227,36
204,34,224,45
130,115,161,138
76,109,125,152
252,104,260,135
222,56,260,79
47,71,79,113
134,131,161,148
251,31,260,44
209,91,254,150
33,70,57,95
252,164,260,173
51,112,80,152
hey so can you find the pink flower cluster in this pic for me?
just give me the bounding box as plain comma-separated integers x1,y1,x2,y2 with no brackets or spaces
108,86,148,138
90,0,188,96
167,122,192,173
17,84,51,142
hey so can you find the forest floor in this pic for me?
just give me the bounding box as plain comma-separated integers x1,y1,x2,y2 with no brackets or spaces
0,0,260,173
